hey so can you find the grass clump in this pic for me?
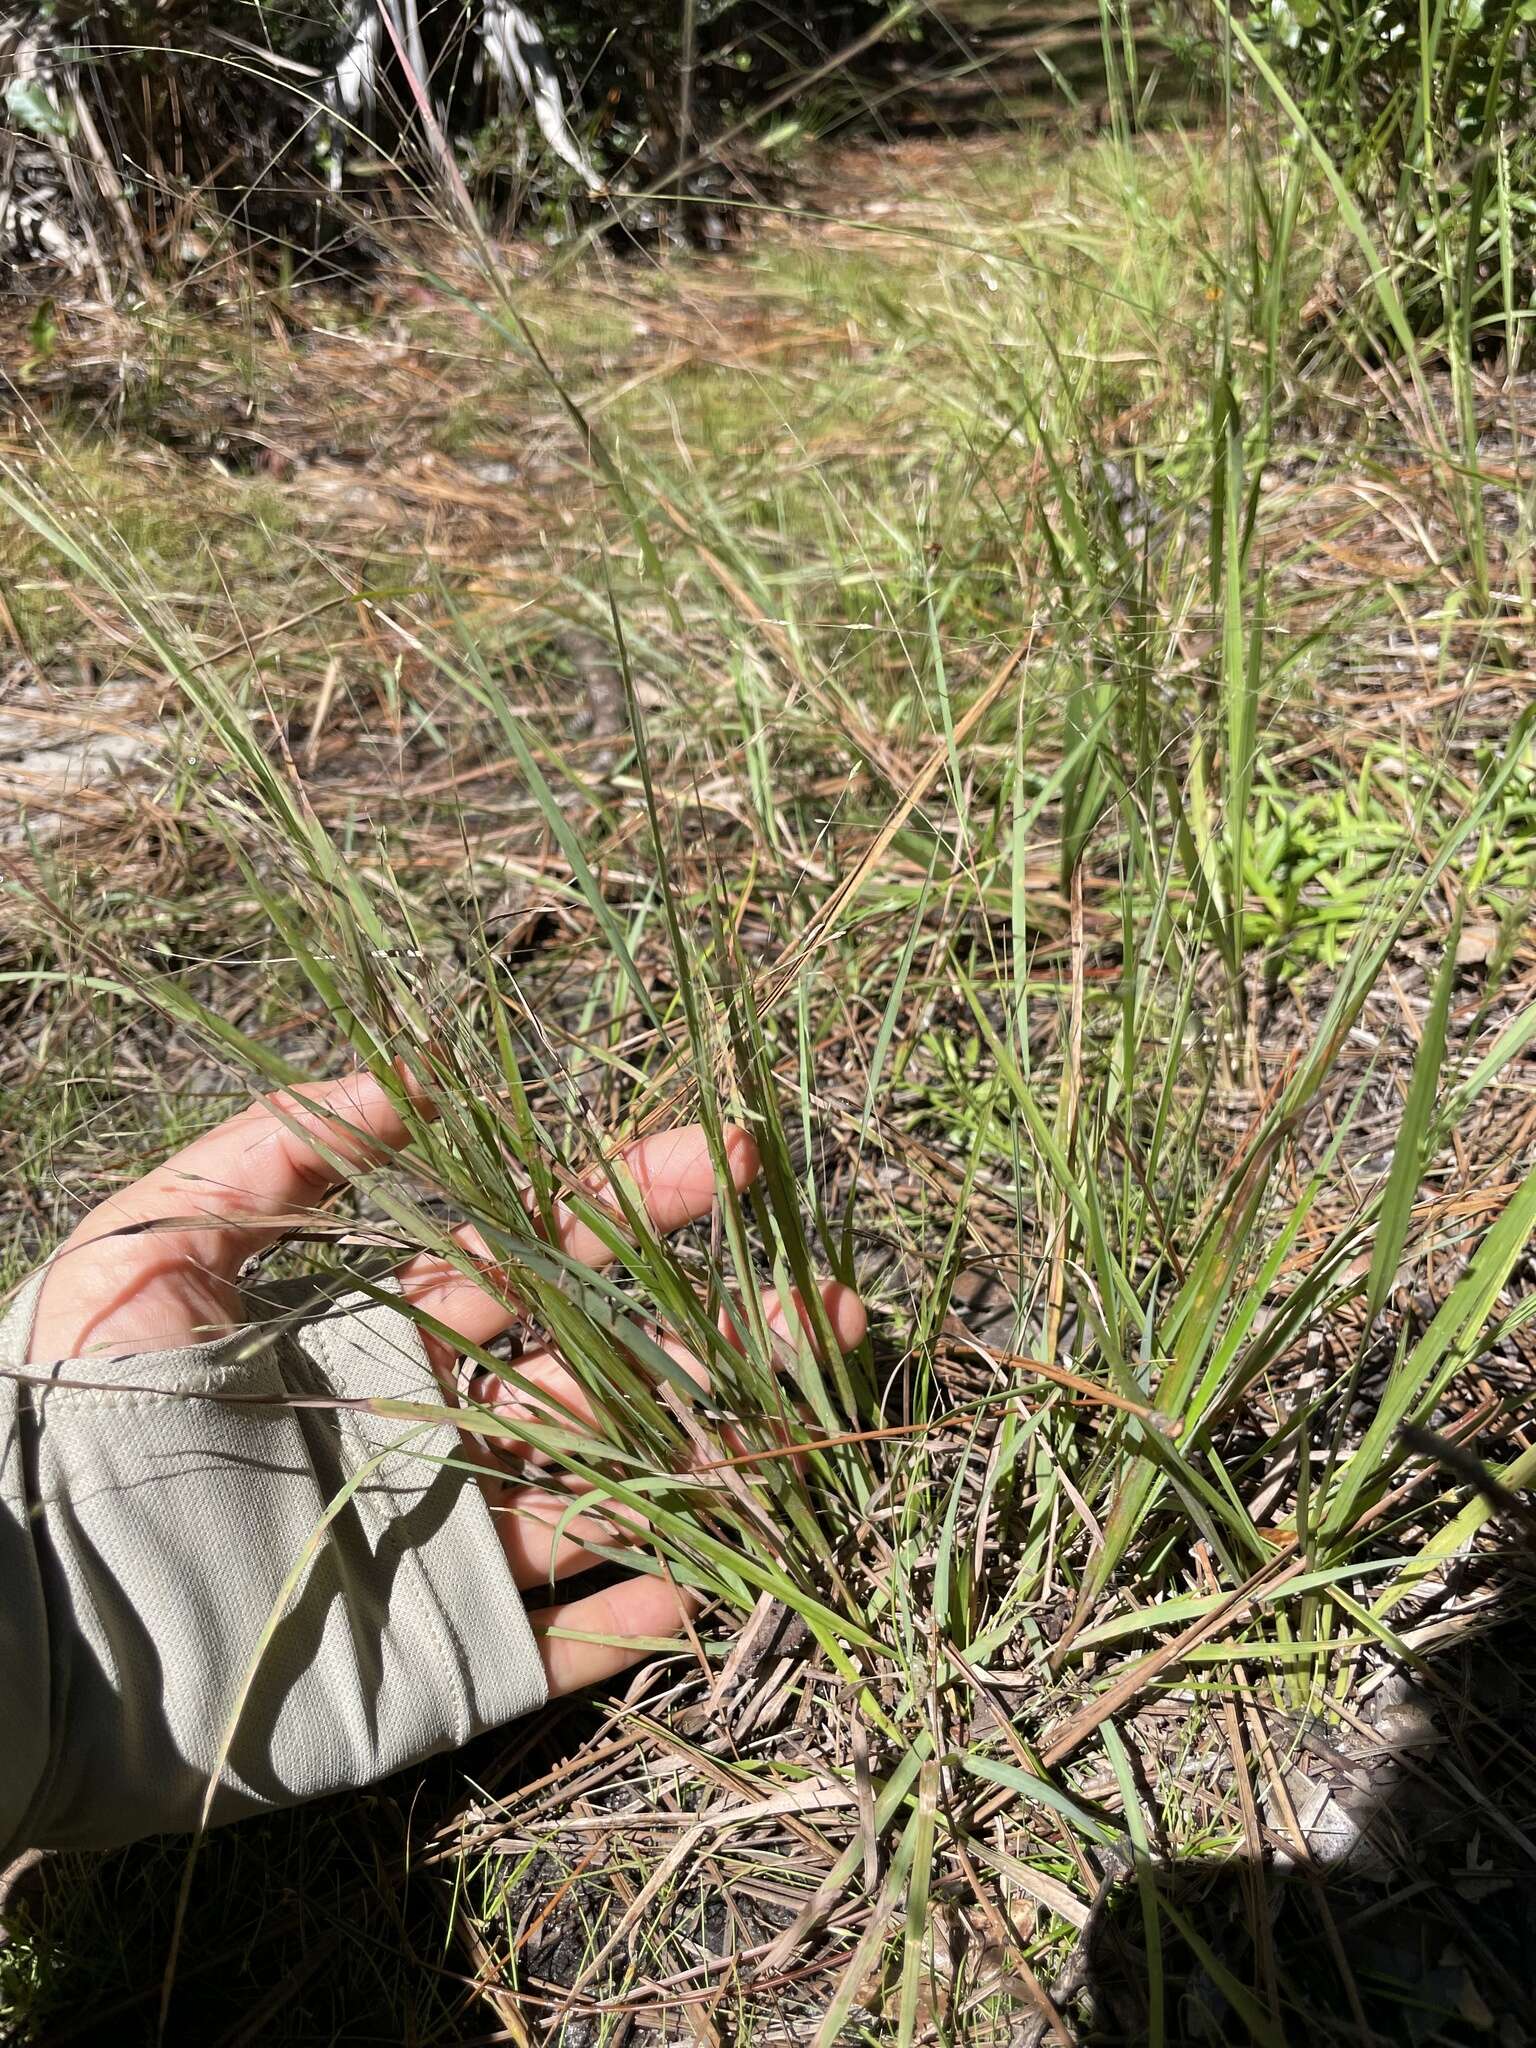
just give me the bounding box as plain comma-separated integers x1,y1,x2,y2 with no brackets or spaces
1190,0,1536,366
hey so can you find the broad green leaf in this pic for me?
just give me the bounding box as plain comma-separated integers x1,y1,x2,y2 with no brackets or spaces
5,78,73,138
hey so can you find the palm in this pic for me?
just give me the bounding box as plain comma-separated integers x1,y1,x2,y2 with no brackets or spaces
29,1071,862,1697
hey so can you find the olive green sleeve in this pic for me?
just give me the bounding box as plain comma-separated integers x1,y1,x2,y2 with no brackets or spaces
0,1269,546,1860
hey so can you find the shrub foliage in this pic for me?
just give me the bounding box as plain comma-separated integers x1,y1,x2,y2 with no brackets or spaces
0,0,922,276
1230,0,1535,354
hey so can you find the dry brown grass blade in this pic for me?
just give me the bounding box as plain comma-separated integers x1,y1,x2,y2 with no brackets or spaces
1040,1554,1305,1770
759,634,1032,1009
942,1817,1075,2048
1238,1691,1372,2040
1197,1550,1277,2022
453,1911,536,2048
979,1345,1184,1433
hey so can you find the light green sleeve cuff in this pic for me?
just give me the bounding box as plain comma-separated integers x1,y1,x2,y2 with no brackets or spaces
0,1267,547,1860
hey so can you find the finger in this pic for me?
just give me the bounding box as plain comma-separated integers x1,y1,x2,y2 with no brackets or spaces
72,1068,429,1274
487,1481,647,1591
544,1123,760,1270
394,1225,521,1382
529,1570,704,1696
463,1331,704,1444
465,1276,866,1459
30,1067,432,1360
392,1123,761,1371
737,1280,868,1358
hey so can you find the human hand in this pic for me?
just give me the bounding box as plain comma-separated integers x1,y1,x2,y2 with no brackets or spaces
28,1070,864,1697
